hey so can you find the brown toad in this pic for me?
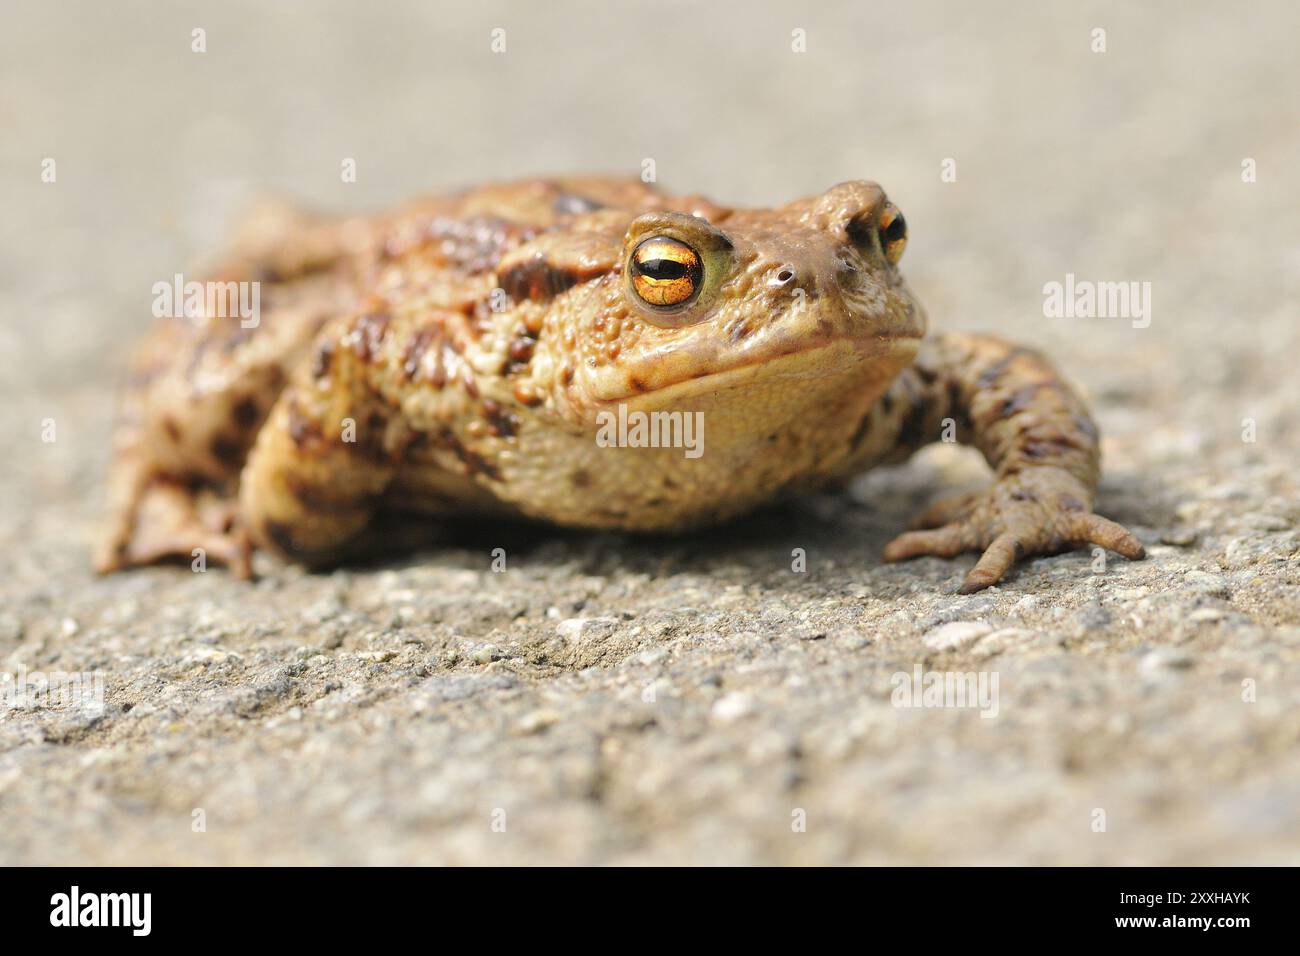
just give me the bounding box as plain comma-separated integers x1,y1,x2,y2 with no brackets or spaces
96,178,1144,592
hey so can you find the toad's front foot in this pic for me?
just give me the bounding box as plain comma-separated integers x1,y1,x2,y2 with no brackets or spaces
882,466,1144,593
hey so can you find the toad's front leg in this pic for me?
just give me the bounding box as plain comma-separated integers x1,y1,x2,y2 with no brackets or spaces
864,332,1144,593
239,315,412,567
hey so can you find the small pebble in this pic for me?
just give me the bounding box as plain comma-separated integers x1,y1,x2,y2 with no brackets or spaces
974,628,1038,656
1140,648,1195,675
923,621,992,651
711,692,756,723
829,628,872,649
556,617,619,642
1073,601,1112,631
1183,570,1230,598
516,709,560,735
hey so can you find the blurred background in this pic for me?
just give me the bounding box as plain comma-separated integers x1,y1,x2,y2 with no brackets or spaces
1,1,1297,864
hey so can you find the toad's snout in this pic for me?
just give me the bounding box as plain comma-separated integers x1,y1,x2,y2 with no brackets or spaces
812,180,889,234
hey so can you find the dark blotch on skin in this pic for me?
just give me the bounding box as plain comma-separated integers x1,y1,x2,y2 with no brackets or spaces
442,432,502,481
850,410,875,451
482,399,519,439
897,397,929,450
351,311,391,361
946,381,967,427
312,341,335,379
288,479,335,512
232,397,260,429
570,469,592,488
513,384,542,407
509,337,536,364
913,362,939,386
407,215,530,275
1021,434,1082,460
553,193,604,216
1073,414,1100,442
1022,442,1051,460
262,519,299,556
210,435,243,467
359,412,391,462
976,348,1030,390
998,383,1049,419
287,402,321,449
163,417,182,443
402,327,436,379
498,256,585,303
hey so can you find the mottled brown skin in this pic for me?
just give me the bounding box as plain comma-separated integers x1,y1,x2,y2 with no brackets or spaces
96,178,1144,593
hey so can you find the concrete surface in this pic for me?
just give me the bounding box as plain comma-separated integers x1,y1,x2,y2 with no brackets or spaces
1,0,1297,864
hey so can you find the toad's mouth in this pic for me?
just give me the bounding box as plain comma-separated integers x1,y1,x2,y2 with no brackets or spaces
595,333,921,407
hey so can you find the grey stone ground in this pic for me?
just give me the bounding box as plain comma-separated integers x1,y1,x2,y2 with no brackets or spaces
1,1,1297,864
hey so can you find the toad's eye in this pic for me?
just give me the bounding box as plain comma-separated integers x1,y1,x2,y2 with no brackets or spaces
629,236,703,308
880,205,907,265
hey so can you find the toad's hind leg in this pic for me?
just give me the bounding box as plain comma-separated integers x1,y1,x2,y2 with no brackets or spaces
93,348,273,578
95,202,363,575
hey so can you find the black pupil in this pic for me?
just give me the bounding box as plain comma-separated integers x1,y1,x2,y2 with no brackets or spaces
638,256,690,280
883,213,906,244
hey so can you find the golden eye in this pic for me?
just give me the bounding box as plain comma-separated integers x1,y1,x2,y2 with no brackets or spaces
629,236,703,308
880,205,907,265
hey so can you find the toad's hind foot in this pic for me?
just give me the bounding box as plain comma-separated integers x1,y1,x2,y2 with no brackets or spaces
882,466,1144,593
94,480,253,579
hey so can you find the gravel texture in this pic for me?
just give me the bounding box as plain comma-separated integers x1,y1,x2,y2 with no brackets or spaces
1,1,1297,865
